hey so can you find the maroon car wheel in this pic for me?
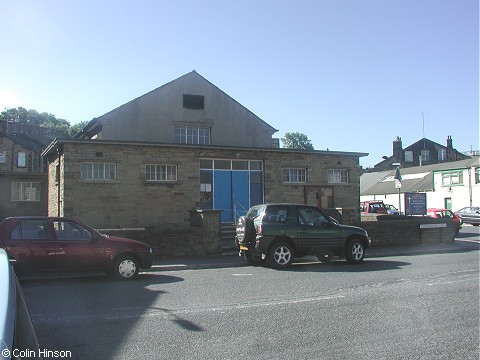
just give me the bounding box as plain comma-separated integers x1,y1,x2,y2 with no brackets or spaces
113,255,139,279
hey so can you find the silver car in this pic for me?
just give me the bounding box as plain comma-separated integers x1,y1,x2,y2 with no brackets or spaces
455,207,480,226
0,249,41,360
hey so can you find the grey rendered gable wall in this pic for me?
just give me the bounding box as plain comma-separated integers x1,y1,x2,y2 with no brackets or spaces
85,71,277,148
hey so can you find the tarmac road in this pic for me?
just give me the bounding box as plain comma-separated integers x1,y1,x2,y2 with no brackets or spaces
20,226,479,360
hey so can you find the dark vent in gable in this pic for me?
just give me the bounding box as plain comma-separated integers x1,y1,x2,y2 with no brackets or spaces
183,94,204,109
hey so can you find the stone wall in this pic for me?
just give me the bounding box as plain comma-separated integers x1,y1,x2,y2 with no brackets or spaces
360,216,456,246
97,209,222,257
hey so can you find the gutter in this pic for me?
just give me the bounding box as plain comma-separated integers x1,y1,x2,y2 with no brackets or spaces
41,138,369,158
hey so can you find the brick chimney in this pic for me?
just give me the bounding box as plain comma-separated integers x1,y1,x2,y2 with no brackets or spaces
446,135,453,149
446,135,454,160
393,136,403,162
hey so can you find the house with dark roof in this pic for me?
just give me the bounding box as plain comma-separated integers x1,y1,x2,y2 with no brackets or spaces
43,71,368,256
372,136,470,172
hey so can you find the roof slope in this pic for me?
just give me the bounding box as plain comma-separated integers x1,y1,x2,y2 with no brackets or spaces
361,157,480,195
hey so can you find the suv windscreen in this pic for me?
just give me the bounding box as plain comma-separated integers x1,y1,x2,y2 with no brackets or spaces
246,205,266,220
263,206,289,222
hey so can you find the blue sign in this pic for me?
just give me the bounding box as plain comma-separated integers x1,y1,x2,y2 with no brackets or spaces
404,192,427,216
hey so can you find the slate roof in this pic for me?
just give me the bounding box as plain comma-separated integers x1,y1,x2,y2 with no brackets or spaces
361,157,480,195
1,132,52,152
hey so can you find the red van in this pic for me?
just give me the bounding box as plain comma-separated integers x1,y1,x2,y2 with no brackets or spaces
360,200,388,214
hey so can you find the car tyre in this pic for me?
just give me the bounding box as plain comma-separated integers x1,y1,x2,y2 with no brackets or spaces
345,239,365,264
113,254,139,279
267,241,294,269
244,252,264,266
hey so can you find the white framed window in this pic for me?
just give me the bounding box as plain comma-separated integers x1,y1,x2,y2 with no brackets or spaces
328,169,349,184
421,150,430,163
476,167,480,184
404,151,413,162
146,164,178,181
441,171,463,186
175,126,211,145
283,168,307,183
81,162,116,180
438,149,447,161
18,152,26,167
12,182,41,201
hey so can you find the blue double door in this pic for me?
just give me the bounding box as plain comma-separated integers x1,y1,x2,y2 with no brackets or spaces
201,169,263,222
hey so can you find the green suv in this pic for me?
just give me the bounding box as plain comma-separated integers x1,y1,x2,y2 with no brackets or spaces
235,203,371,269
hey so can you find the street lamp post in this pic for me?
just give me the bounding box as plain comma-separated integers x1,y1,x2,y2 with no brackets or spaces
393,163,402,214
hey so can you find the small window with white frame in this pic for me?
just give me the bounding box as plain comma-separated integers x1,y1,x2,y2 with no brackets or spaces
81,162,117,180
438,149,447,161
175,126,211,145
283,168,307,183
421,150,430,163
328,169,349,184
146,164,178,182
18,152,26,167
12,182,41,201
404,151,413,162
441,171,463,186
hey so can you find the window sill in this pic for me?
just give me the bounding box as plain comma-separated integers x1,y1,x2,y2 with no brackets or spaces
143,181,181,185
79,180,120,184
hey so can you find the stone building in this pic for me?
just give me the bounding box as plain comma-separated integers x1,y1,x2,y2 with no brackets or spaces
42,71,367,255
373,136,470,172
43,139,366,228
0,121,53,218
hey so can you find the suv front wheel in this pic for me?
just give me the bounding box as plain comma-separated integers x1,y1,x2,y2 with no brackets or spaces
345,239,365,264
267,241,294,269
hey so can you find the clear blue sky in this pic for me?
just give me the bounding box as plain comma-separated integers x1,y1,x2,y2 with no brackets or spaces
1,0,478,167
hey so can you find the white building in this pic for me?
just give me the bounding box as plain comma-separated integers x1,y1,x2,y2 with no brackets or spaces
361,157,480,213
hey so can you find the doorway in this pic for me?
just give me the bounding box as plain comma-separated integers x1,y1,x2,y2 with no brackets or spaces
305,186,334,208
200,159,263,222
444,198,452,210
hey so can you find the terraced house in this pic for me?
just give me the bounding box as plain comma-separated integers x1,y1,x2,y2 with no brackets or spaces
0,121,54,219
42,71,367,255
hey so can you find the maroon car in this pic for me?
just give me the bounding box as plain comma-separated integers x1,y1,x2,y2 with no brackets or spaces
0,217,153,279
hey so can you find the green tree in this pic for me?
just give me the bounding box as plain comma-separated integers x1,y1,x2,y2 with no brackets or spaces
67,120,89,137
0,106,73,137
281,132,314,151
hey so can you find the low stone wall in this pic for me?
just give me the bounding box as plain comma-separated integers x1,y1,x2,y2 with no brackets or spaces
97,209,222,258
359,216,456,247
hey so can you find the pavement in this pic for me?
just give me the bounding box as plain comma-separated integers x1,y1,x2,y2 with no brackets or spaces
149,242,475,272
